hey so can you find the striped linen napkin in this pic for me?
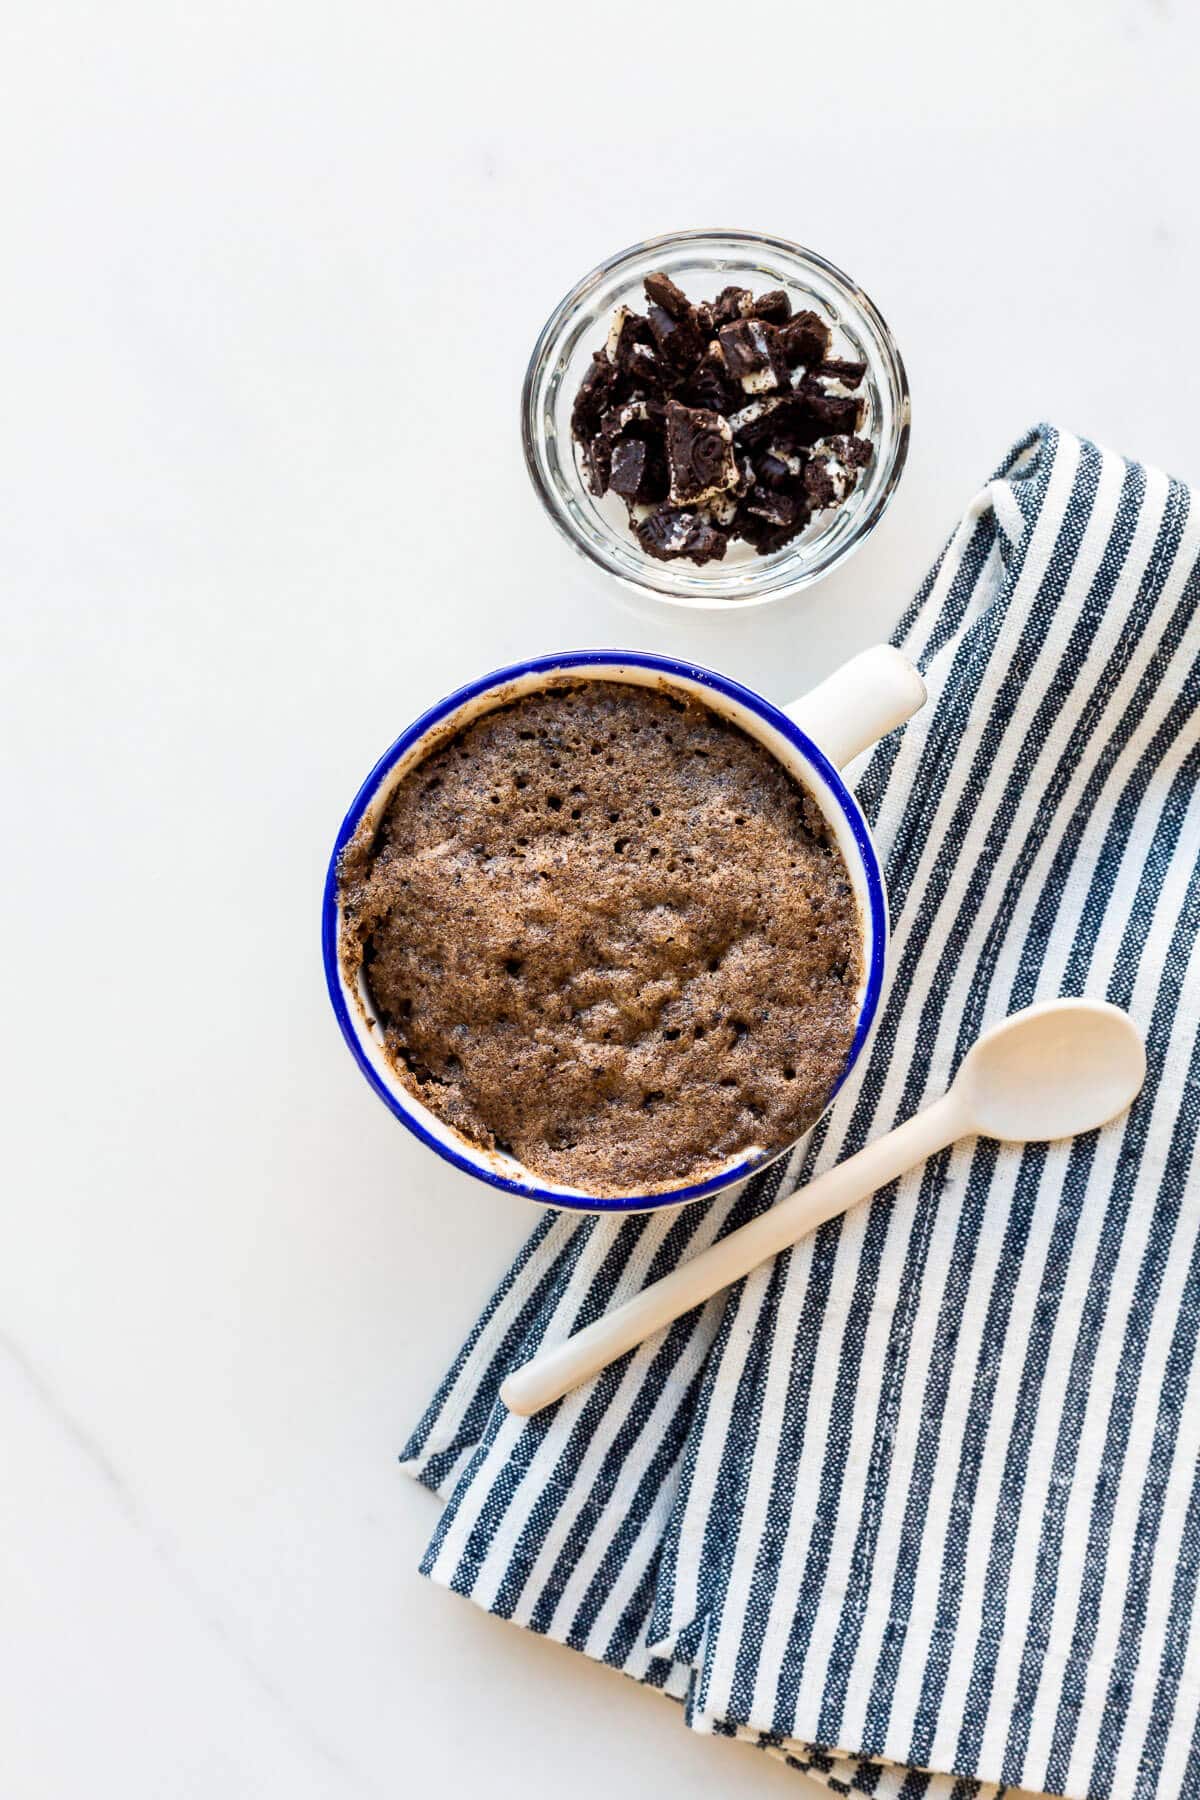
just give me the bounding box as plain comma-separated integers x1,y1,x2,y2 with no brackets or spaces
401,424,1200,1800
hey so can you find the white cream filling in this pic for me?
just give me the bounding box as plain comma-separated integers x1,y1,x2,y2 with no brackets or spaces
728,396,786,433
706,492,739,526
605,306,633,363
740,366,779,394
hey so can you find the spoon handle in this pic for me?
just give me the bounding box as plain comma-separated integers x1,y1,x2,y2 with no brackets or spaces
501,1091,968,1417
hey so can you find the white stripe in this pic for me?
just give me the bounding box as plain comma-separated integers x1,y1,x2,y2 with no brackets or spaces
689,1242,821,1719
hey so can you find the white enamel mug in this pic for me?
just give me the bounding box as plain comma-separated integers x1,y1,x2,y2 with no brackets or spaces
322,646,925,1213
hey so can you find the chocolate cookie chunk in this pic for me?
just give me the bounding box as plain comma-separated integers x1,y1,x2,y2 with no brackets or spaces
648,303,704,372
751,288,792,324
803,435,873,511
610,436,668,505
738,485,808,553
816,357,867,389
779,310,832,369
665,400,738,506
643,270,693,321
682,343,741,414
571,350,621,439
711,285,755,326
718,319,787,394
637,505,728,564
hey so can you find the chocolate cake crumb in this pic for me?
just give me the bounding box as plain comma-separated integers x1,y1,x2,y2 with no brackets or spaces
339,681,861,1195
570,273,874,567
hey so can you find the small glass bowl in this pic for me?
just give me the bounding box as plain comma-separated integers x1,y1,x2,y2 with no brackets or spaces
522,228,910,611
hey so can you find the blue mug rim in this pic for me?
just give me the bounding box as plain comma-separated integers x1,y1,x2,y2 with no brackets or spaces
321,650,888,1213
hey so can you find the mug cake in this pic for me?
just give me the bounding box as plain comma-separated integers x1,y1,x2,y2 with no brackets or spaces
337,679,861,1195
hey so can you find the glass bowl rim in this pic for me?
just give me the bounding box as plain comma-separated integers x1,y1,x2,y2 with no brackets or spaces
521,226,911,612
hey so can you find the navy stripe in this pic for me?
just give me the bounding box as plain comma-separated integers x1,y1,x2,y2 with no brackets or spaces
1132,1380,1200,1796
894,1770,933,1800
1092,1206,1200,1796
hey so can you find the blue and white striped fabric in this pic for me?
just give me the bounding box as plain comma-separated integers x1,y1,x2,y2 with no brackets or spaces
401,425,1200,1800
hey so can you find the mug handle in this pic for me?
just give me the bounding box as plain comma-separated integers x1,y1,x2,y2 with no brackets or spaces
784,644,926,772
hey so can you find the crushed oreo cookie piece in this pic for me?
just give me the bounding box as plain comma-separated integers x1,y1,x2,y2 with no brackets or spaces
637,506,728,564
816,357,867,389
711,285,755,327
580,431,612,497
718,318,787,394
752,288,792,324
568,272,876,565
738,484,807,553
648,303,704,372
571,351,621,440
803,435,873,511
609,438,648,501
643,271,693,321
609,435,668,504
606,306,648,370
779,310,832,369
757,446,803,487
682,342,740,414
665,400,737,506
800,383,864,439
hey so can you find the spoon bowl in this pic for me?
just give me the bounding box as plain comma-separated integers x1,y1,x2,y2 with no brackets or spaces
954,998,1147,1144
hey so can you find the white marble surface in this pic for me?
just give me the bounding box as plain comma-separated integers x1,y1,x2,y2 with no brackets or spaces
4,4,1199,1795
